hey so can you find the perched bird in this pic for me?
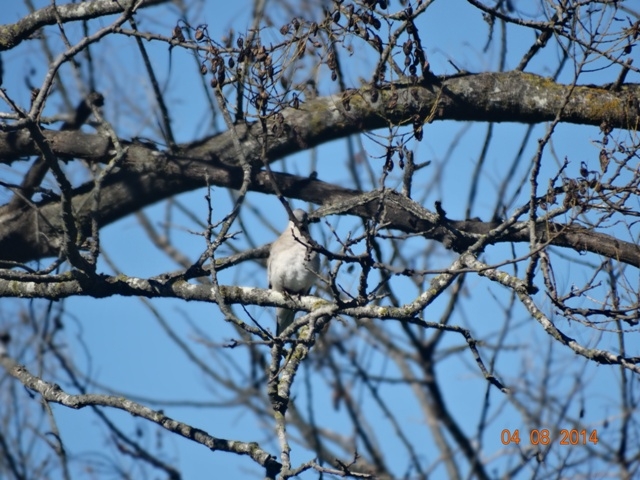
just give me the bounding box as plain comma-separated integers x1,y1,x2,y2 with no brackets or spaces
267,209,320,335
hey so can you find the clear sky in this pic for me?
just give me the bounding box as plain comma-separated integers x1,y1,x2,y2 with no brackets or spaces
1,0,637,478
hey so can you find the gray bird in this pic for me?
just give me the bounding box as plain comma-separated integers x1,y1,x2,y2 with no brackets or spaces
268,209,320,335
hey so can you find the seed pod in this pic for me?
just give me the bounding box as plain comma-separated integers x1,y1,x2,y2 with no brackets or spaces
580,162,589,178
599,149,609,172
599,119,612,136
413,116,423,141
172,25,185,42
403,40,412,56
256,45,267,62
384,150,394,172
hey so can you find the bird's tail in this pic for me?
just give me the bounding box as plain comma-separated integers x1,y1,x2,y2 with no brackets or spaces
276,307,295,336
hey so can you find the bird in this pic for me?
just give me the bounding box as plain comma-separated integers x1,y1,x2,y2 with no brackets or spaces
267,209,320,335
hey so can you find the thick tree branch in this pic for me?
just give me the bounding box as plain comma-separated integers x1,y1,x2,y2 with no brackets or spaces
1,72,638,265
0,0,168,51
1,261,637,373
2,71,638,156
0,171,638,268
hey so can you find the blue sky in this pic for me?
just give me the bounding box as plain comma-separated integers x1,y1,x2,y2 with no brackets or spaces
1,0,638,478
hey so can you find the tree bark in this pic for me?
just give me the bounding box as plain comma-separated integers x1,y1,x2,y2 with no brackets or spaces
1,72,638,264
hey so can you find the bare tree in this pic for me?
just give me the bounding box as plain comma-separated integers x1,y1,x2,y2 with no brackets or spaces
1,0,639,478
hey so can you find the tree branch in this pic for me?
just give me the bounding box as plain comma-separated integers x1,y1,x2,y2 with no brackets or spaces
0,352,282,476
1,72,638,265
0,0,169,51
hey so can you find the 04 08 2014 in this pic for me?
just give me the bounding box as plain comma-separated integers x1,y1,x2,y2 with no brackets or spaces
501,429,599,446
